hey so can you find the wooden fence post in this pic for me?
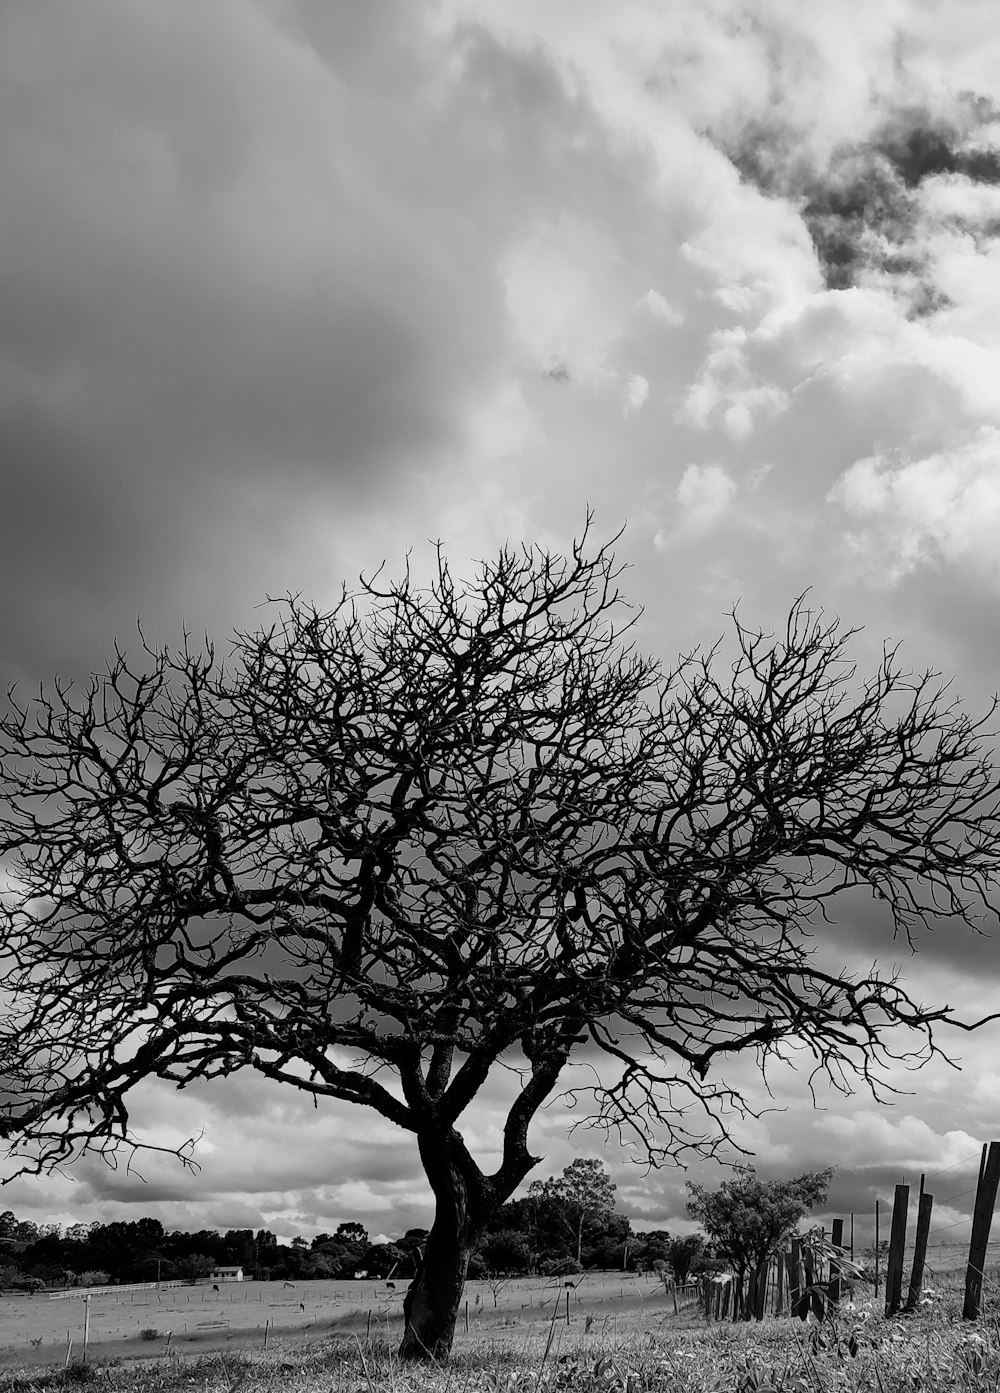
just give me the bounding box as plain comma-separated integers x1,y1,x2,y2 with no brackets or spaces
964,1141,1000,1320
829,1219,844,1309
753,1261,768,1321
803,1240,826,1319
787,1240,805,1320
802,1242,816,1319
905,1177,933,1312
884,1184,909,1317
741,1269,753,1323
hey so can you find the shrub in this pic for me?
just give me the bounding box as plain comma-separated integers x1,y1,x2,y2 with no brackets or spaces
139,1327,160,1342
62,1360,97,1384
539,1256,583,1277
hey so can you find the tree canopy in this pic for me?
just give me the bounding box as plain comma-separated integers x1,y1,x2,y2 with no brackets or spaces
686,1165,835,1279
1,528,1000,1358
528,1157,617,1264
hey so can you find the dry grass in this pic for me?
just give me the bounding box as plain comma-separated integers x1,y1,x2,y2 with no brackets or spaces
0,1273,682,1369
2,1280,1000,1393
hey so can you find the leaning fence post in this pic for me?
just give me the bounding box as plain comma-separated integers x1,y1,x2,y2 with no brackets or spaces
964,1141,1000,1320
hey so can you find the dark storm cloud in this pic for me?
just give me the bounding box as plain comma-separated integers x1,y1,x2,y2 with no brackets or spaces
70,1170,194,1207
0,0,666,694
0,0,508,683
721,95,1000,306
793,880,1000,987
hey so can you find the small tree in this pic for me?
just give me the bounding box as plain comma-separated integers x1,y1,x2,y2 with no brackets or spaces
2,530,1000,1359
478,1229,532,1275
686,1165,833,1315
668,1234,706,1286
529,1158,618,1265
365,1242,406,1279
172,1254,214,1280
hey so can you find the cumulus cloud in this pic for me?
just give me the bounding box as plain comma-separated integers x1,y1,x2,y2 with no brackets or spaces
677,461,736,525
677,326,790,438
639,289,684,327
830,428,1000,583
720,91,1000,316
624,373,650,413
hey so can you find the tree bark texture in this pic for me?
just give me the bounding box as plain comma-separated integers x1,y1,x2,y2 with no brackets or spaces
398,1130,487,1361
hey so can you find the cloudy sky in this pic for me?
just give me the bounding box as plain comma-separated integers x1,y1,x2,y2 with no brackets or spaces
3,0,1000,1251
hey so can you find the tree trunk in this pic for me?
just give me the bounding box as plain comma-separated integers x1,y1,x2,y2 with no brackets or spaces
398,1130,488,1362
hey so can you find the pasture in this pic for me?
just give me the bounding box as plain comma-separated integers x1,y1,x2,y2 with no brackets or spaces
0,1280,996,1393
0,1272,683,1368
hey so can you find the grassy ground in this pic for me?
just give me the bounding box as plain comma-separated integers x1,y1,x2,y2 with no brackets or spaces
1,1270,999,1392
0,1274,681,1369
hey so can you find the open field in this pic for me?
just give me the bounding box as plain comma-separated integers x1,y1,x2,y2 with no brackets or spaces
2,1258,999,1386
0,1272,688,1369
1,1284,1000,1393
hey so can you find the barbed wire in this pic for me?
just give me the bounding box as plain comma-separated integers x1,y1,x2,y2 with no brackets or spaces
924,1152,984,1181
927,1216,976,1236
933,1186,979,1206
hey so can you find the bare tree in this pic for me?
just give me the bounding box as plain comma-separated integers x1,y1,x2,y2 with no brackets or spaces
1,529,999,1359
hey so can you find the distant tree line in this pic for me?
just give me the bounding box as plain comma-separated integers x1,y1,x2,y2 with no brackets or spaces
0,1160,717,1290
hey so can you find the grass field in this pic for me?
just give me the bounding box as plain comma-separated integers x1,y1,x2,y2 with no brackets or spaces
0,1272,684,1369
0,1278,999,1393
2,1260,1000,1392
